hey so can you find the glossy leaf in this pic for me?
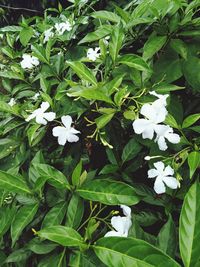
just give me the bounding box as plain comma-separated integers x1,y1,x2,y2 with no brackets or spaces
37,226,84,247
122,138,142,163
179,182,200,267
109,27,124,63
118,54,152,73
66,61,97,86
187,151,200,178
94,237,180,267
11,203,39,246
91,11,121,23
77,179,140,205
79,25,113,44
0,170,31,195
143,35,167,60
182,113,200,128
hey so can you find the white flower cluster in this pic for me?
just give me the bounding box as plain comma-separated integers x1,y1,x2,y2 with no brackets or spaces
133,91,180,151
87,47,101,61
25,102,80,146
20,54,40,70
105,205,132,237
43,18,74,43
148,161,179,194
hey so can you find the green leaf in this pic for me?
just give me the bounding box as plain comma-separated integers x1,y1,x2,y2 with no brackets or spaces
11,203,39,246
164,114,179,129
42,201,67,228
94,237,180,267
37,226,84,247
0,26,22,32
0,207,16,238
179,182,200,267
0,71,24,80
182,56,200,92
109,26,124,63
118,54,152,73
170,39,188,60
182,114,200,128
91,11,121,23
122,138,142,163
0,101,20,116
77,179,140,205
65,194,84,229
157,214,177,258
187,151,200,179
79,25,113,44
0,170,31,195
19,27,34,46
95,113,114,129
31,44,49,64
72,160,82,186
66,61,97,86
33,163,71,190
143,35,167,61
67,86,113,104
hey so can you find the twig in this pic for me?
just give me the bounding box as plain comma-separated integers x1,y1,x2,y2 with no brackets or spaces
0,4,42,13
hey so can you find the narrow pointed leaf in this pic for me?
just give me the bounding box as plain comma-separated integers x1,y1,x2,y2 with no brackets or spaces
94,237,180,267
179,182,200,267
77,179,140,205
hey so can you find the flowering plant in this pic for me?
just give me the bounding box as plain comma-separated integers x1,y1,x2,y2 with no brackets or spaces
0,0,200,266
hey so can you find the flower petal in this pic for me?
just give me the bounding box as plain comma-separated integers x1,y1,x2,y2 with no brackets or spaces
166,133,180,144
40,102,50,112
162,176,179,190
164,165,174,176
154,178,166,194
43,112,56,122
61,115,72,129
52,126,65,137
35,115,47,125
154,161,165,172
120,205,131,217
157,136,168,151
66,132,79,143
140,103,155,120
142,125,154,139
104,230,123,237
132,119,151,134
148,168,159,178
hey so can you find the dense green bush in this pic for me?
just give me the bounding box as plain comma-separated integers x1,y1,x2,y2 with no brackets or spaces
0,0,200,266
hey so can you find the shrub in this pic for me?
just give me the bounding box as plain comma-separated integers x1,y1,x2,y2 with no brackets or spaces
0,0,200,266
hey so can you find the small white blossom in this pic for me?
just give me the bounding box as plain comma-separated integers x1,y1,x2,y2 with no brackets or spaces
43,27,54,43
105,205,132,237
149,91,169,107
20,54,39,69
155,125,181,151
31,92,40,101
144,156,151,161
133,103,168,140
52,115,80,146
87,47,101,61
26,101,56,125
55,21,72,35
8,98,16,107
148,161,179,194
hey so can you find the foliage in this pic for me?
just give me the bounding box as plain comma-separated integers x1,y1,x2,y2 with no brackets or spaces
0,0,200,266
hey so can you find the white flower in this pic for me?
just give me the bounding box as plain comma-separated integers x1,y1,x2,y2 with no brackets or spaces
87,47,101,61
43,27,54,43
154,125,181,151
55,21,72,35
20,54,39,69
105,205,132,237
25,102,56,125
8,98,16,107
149,91,169,107
133,103,168,140
148,161,179,194
31,92,40,101
52,115,80,146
